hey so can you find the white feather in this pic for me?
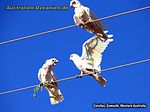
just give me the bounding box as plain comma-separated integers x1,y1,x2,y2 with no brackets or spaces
107,34,113,38
70,34,113,72
104,30,108,34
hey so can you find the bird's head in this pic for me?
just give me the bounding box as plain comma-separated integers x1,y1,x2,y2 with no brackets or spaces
70,0,81,8
45,58,58,66
70,54,80,61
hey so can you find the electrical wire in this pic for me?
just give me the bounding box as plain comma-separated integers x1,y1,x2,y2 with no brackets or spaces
0,6,150,45
0,58,150,95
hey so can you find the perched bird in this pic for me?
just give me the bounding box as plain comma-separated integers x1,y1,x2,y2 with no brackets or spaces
70,32,113,87
70,0,108,41
38,58,64,105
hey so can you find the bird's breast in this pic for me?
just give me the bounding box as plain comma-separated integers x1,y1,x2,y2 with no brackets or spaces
75,8,85,17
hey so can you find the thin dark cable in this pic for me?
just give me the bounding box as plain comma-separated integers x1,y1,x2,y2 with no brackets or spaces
0,85,38,95
0,58,150,95
0,25,76,45
101,58,150,72
0,6,150,45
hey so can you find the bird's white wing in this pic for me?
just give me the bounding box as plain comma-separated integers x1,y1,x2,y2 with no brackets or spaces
83,6,105,29
83,6,96,19
73,14,82,26
38,68,44,82
81,34,113,69
73,6,89,25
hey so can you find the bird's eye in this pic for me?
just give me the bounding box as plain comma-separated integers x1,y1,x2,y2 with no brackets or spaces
72,1,76,4
52,59,55,62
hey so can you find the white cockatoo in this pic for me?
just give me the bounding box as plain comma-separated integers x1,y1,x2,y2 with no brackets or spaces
70,0,108,41
70,32,113,87
38,58,64,105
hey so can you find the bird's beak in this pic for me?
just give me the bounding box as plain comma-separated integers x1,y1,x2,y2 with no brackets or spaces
69,57,72,60
55,60,58,63
70,3,73,8
53,60,58,66
70,1,75,8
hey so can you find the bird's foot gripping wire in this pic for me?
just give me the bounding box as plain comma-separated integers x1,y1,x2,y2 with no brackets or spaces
79,23,85,29
75,75,83,78
75,71,85,78
33,82,54,97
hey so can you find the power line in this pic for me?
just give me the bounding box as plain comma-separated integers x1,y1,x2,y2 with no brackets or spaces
0,58,150,95
0,6,150,45
0,85,38,95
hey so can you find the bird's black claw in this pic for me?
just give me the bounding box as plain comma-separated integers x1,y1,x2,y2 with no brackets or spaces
75,75,83,78
79,24,85,29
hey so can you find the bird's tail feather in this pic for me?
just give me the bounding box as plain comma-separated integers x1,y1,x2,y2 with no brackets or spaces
98,30,113,41
104,30,113,38
91,73,107,87
48,88,64,105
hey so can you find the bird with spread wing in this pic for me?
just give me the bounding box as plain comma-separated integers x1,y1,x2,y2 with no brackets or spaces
70,0,108,41
38,58,64,105
70,31,113,87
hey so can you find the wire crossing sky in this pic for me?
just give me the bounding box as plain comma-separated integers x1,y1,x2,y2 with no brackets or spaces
0,58,150,95
0,6,150,45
